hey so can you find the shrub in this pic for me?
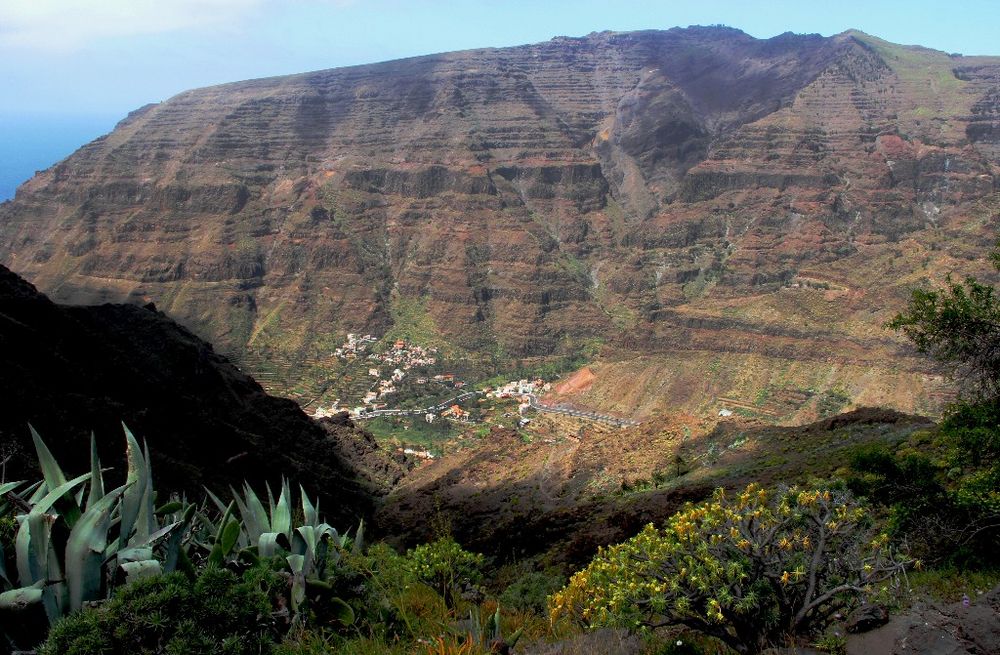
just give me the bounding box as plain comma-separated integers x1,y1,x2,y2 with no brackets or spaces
549,483,908,654
406,537,484,608
500,570,565,614
41,565,286,655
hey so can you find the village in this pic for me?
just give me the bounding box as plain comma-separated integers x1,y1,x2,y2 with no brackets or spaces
313,334,634,464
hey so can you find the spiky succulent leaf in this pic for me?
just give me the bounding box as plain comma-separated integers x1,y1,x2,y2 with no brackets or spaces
28,425,67,492
353,519,365,554
28,426,81,526
119,560,161,584
129,441,156,546
65,484,126,611
0,580,44,610
258,532,287,559
118,425,147,547
272,480,291,539
163,504,196,574
0,481,23,498
85,433,104,511
300,485,317,527
204,487,229,517
243,483,271,535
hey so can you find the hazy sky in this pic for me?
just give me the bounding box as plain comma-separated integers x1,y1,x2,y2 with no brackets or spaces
1,0,999,199
3,0,999,119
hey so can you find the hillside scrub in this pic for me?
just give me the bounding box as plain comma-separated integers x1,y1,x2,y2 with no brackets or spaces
549,483,909,654
863,246,1000,565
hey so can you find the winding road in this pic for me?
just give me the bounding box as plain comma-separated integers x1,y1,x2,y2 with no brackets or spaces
353,391,480,419
352,390,639,428
526,394,640,428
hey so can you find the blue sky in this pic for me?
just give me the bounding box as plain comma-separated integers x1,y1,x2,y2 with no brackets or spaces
2,0,999,199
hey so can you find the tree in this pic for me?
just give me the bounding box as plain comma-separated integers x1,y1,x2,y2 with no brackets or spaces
548,484,908,654
887,252,1000,401
876,250,1000,563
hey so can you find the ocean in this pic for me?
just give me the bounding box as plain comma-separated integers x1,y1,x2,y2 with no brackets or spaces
0,114,120,202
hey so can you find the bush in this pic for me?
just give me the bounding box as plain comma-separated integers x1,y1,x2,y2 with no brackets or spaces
549,483,908,654
406,537,484,608
41,566,286,655
499,570,566,614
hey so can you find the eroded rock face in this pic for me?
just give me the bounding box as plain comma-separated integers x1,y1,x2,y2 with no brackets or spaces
1,28,999,406
0,265,400,525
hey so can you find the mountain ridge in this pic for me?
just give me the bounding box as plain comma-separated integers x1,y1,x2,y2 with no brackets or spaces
2,26,998,418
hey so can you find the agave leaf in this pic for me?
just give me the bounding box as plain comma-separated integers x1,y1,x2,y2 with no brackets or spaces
118,425,147,547
352,519,365,554
138,520,182,548
204,487,229,517
163,505,196,574
0,580,44,610
28,425,67,491
292,525,310,559
0,548,7,588
129,441,156,546
154,500,183,516
243,482,271,536
29,426,81,527
286,554,306,609
15,510,65,623
272,480,291,539
65,484,126,611
227,487,254,549
27,481,48,504
85,433,105,511
0,481,23,498
116,545,153,561
266,482,276,522
29,473,90,517
229,487,265,547
119,560,161,584
258,532,286,559
300,485,317,527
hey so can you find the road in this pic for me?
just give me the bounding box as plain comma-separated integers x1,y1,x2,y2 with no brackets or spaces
526,394,639,427
353,391,480,419
352,390,639,428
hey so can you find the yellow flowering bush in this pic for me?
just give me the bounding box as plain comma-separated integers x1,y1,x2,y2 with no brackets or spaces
549,484,908,653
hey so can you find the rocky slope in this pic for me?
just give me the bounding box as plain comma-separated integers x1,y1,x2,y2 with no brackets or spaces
377,407,931,564
1,27,999,415
0,265,405,524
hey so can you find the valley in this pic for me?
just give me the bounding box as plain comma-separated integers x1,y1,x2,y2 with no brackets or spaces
2,28,998,426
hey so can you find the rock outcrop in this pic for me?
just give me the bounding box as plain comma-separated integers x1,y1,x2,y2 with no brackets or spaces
0,265,403,525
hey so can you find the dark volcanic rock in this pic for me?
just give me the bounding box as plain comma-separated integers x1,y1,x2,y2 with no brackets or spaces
0,265,399,526
847,585,1000,655
845,603,890,634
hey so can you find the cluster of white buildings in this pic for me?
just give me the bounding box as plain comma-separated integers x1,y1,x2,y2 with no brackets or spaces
370,340,438,369
489,378,549,399
358,340,441,406
334,333,377,360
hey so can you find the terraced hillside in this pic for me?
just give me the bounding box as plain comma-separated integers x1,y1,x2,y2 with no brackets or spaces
1,27,998,417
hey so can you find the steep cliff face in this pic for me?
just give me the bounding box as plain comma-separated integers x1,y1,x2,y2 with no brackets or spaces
0,265,403,524
1,27,998,413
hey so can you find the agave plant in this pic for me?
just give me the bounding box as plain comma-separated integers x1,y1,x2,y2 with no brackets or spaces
0,425,194,648
200,479,360,626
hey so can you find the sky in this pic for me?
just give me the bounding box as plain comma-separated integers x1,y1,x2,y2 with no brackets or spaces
2,0,999,199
